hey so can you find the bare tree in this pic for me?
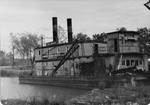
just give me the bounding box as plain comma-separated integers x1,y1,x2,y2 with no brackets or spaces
10,33,40,69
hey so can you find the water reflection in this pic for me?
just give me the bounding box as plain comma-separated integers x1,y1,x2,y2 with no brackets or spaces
0,77,87,101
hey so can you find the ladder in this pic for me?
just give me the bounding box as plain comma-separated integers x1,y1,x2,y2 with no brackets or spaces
51,40,79,77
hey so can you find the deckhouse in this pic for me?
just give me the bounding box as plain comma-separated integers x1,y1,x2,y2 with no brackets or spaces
34,17,149,77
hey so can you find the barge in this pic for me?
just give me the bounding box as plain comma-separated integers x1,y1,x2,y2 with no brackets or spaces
19,17,149,89
19,76,107,89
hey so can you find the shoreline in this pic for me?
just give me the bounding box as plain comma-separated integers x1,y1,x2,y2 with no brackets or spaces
0,69,31,77
1,86,150,105
1,99,65,105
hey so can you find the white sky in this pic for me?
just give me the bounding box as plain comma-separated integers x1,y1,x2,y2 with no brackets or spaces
0,0,150,52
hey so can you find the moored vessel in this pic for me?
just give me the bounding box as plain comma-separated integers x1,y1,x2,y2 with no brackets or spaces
19,17,149,89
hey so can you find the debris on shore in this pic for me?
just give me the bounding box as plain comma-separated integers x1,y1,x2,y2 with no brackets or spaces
66,86,150,105
1,86,150,105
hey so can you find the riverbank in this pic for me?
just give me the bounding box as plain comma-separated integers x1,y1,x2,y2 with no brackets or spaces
0,70,31,77
1,86,150,105
0,66,32,77
66,86,150,105
1,99,65,105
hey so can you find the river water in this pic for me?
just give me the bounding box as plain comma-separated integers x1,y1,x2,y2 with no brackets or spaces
0,77,87,101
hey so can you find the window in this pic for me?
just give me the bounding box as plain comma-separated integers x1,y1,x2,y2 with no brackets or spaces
131,60,134,66
57,48,59,53
139,60,142,65
122,60,125,65
135,60,138,66
121,37,124,44
126,60,130,66
39,51,40,55
66,47,69,52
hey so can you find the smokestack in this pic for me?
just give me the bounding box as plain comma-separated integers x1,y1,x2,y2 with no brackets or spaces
67,18,73,43
52,17,58,43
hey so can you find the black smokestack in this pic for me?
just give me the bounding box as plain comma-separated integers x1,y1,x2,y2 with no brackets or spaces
52,17,58,43
67,18,73,43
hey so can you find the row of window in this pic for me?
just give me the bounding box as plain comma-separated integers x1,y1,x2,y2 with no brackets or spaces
122,59,143,66
38,46,70,55
38,47,72,56
120,38,137,44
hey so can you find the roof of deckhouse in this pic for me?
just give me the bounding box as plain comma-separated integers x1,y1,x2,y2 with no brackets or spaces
35,40,106,50
106,30,139,35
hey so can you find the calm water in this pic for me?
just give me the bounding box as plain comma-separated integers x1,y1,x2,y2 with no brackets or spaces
0,77,87,101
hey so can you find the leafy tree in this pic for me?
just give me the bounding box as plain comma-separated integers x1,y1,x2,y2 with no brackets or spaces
6,52,14,66
0,50,5,57
92,33,106,42
116,27,127,31
0,51,6,66
137,27,150,55
74,33,91,42
0,50,13,66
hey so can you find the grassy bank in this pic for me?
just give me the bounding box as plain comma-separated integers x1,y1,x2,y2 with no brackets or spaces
1,99,65,105
1,86,150,105
0,69,31,77
66,86,150,105
0,70,18,77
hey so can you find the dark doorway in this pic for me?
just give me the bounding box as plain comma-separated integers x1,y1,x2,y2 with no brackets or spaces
79,62,95,76
94,44,98,55
114,39,118,52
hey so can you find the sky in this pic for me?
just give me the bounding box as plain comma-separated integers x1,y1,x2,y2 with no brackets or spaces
0,0,150,52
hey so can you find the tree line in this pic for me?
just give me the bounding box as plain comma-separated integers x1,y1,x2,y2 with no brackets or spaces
0,51,13,66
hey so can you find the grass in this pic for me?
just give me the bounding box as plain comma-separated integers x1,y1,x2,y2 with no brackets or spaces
0,70,18,77
0,69,31,77
66,85,150,105
2,97,66,105
1,86,150,105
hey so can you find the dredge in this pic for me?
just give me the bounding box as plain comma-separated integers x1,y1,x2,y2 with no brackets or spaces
19,17,150,89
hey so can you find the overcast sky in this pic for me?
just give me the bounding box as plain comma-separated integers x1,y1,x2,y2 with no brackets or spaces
0,0,150,52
